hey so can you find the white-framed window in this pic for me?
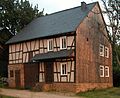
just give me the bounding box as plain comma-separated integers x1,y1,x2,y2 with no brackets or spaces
99,44,104,57
60,36,67,49
105,47,109,58
61,63,67,75
100,65,104,77
105,66,109,77
47,39,53,51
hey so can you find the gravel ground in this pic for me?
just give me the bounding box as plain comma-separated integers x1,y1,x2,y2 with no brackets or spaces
0,88,81,98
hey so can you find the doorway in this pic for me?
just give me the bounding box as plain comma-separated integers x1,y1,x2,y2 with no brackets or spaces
15,70,21,88
45,62,53,83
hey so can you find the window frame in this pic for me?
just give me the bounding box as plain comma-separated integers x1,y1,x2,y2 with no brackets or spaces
47,39,54,52
60,63,67,75
60,36,67,50
10,70,14,77
99,44,104,57
105,66,109,77
105,46,109,58
100,65,104,77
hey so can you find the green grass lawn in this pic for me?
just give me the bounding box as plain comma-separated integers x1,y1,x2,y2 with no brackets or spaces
0,95,15,98
77,87,120,98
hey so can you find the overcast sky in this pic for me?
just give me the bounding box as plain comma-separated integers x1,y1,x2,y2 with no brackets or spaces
29,0,103,14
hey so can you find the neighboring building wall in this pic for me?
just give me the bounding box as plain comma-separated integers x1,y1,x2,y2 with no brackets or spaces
75,3,112,92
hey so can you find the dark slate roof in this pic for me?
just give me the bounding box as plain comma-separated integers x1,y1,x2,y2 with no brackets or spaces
31,49,74,61
6,2,96,44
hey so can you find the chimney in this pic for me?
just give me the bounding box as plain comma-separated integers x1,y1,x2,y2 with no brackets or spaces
81,1,87,10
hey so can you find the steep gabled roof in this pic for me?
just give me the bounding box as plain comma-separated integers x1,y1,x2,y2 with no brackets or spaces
6,2,97,44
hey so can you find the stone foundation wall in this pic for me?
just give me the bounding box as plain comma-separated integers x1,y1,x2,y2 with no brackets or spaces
75,83,113,93
37,82,113,93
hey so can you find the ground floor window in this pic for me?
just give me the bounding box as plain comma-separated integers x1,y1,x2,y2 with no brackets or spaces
99,65,110,78
10,70,14,77
105,66,109,77
61,63,67,75
100,65,104,77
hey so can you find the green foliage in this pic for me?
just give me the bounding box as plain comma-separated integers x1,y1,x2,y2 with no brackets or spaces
0,0,44,77
113,66,120,87
0,0,43,36
77,87,120,98
101,0,120,87
112,44,120,86
0,95,16,98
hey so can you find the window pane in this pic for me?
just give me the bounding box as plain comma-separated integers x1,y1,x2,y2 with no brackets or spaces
60,36,67,49
100,65,104,77
10,70,14,77
105,66,109,77
105,47,109,58
48,39,53,51
99,44,104,57
61,63,67,75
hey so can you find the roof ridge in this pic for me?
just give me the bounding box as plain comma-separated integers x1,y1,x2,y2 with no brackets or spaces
38,2,97,19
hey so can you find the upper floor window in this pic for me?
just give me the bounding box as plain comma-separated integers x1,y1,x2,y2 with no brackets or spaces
105,66,109,77
99,44,104,57
61,63,67,75
105,47,109,58
100,65,104,77
47,39,53,51
60,36,67,49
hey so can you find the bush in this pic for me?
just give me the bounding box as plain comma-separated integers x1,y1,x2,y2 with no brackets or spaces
113,66,120,87
0,76,8,87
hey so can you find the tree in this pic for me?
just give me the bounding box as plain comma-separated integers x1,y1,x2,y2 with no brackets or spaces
0,0,44,77
101,0,120,86
0,0,43,36
101,0,120,65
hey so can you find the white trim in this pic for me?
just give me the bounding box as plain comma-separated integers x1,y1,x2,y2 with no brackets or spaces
60,63,67,75
99,44,104,57
47,39,53,51
60,36,67,50
105,66,109,77
100,65,104,77
105,47,109,58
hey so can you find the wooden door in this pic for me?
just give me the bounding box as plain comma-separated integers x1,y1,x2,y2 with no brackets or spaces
15,70,21,88
45,62,53,83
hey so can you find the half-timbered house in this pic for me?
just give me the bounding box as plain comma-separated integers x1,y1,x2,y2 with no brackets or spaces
6,2,112,92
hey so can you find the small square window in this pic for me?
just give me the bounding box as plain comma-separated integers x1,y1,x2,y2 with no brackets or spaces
10,70,14,77
100,65,104,77
61,63,67,75
47,39,53,51
105,47,109,58
99,44,104,57
105,66,109,77
60,36,67,49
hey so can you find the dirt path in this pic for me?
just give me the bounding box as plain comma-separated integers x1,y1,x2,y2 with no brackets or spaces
0,88,81,98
